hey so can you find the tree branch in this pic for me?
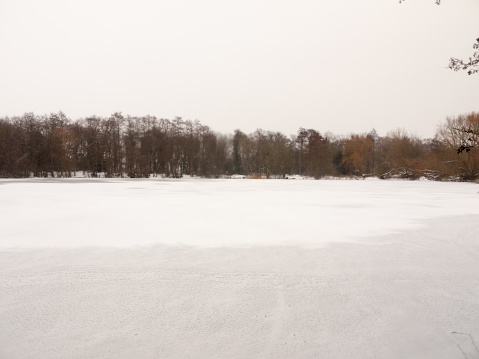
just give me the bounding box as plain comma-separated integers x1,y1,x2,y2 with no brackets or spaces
449,38,479,75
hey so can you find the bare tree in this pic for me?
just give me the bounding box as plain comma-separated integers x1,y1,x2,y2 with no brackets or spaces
438,113,479,180
341,134,374,177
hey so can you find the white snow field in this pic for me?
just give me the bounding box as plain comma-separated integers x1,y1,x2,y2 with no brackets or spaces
0,178,479,359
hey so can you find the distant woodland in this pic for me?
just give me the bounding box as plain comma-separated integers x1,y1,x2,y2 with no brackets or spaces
0,112,478,180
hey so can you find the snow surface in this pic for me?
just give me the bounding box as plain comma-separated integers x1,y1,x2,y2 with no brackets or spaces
0,178,479,358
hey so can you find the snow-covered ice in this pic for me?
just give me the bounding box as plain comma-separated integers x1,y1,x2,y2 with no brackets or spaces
2,178,478,248
0,178,478,358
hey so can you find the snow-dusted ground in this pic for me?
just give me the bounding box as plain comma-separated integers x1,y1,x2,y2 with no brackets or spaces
0,178,478,358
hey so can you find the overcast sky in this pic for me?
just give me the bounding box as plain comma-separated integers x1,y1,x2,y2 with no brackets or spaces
0,0,478,138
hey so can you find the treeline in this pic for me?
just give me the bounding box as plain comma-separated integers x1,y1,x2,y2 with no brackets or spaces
0,112,478,180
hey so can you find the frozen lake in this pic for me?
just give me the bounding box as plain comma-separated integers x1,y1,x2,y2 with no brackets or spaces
1,179,479,358
1,178,479,248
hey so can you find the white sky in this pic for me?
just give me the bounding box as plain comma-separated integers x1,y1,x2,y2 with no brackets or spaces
0,0,478,138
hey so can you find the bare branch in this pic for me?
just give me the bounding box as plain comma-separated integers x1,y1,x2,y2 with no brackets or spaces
400,1,478,75
449,38,479,75
453,126,479,154
399,0,440,4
